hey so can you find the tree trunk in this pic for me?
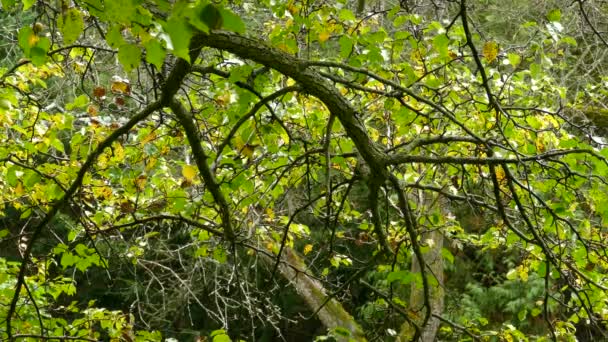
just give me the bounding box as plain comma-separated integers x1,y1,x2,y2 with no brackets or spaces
262,247,367,341
398,196,446,342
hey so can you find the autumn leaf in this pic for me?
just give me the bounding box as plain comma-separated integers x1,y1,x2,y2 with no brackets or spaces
135,175,147,191
495,165,506,184
483,41,499,63
27,32,39,46
95,186,113,200
536,138,546,152
180,179,193,188
14,182,24,196
182,165,197,181
215,93,230,107
87,104,98,116
141,132,157,145
93,86,106,99
303,244,313,255
240,144,258,160
319,31,331,43
119,200,135,213
110,76,131,95
145,157,157,172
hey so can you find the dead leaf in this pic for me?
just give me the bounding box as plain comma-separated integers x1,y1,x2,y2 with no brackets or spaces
93,86,106,99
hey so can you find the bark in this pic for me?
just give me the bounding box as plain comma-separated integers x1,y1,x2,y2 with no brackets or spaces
263,247,366,341
398,229,444,342
196,31,389,173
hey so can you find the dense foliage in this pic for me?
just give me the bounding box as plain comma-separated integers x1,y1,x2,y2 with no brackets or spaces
1,0,608,341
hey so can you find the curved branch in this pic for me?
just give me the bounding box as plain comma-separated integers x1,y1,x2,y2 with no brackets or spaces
196,31,389,172
170,100,235,241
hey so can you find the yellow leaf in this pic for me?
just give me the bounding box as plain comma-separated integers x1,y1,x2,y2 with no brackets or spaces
110,76,131,94
241,144,257,159
482,41,499,63
135,175,147,191
145,157,157,172
265,208,275,220
27,32,39,46
14,182,24,196
535,138,546,152
216,93,231,107
276,43,290,52
182,165,197,181
120,200,134,213
87,104,98,116
287,1,298,15
161,145,170,155
303,244,313,255
141,132,156,145
495,166,506,183
319,31,331,43
95,186,113,200
112,142,125,161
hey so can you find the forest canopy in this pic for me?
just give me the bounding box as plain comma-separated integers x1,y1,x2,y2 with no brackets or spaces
1,0,608,341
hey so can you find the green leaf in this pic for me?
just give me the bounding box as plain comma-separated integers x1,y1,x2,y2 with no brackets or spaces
18,27,35,55
547,9,561,22
200,4,222,30
211,329,231,342
105,25,125,49
387,270,413,284
144,39,166,69
50,137,65,152
506,268,518,280
219,8,245,34
24,171,40,187
30,37,50,66
59,8,84,45
61,252,76,268
507,53,521,67
334,327,351,337
531,307,542,317
6,166,17,186
67,230,77,242
441,248,454,264
339,9,355,21
433,34,449,58
104,0,136,24
165,17,193,62
21,0,34,10
118,44,142,72
393,15,408,27
20,207,32,219
1,0,15,11
213,248,227,263
537,261,547,277
529,62,541,79
559,36,577,46
518,309,527,321
339,35,353,59
212,335,231,342
66,94,89,110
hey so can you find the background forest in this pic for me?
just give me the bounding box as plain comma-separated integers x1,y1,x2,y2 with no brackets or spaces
1,0,608,341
